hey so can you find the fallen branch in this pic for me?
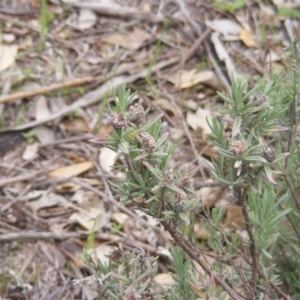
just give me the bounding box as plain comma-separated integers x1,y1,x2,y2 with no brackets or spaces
0,168,50,187
0,231,157,253
62,0,165,23
0,77,100,104
0,7,38,15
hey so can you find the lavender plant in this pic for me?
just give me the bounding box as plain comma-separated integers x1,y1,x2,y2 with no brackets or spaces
81,40,300,300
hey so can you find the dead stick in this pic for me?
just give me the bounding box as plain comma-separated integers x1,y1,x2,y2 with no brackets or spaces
4,56,179,132
0,231,157,253
182,27,211,64
0,169,50,187
0,231,86,241
62,0,165,23
0,77,100,104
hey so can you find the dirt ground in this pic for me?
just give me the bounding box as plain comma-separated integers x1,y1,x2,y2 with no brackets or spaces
0,0,299,299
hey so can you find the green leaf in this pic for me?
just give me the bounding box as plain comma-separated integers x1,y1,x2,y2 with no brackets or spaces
178,212,190,226
243,156,267,163
131,171,145,188
119,140,129,154
232,115,241,137
264,165,277,185
215,147,236,159
142,161,162,180
216,91,234,105
212,0,246,13
278,7,300,18
166,184,187,197
137,277,152,294
162,211,176,220
262,249,272,259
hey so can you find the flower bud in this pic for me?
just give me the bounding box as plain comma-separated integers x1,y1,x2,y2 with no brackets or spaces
123,286,139,300
128,103,145,124
110,112,127,132
142,134,156,149
174,202,184,213
263,147,276,162
245,92,268,107
176,177,190,189
229,140,247,155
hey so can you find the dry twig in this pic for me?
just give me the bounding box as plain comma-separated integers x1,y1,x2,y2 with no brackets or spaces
0,77,101,104
0,169,50,188
62,0,165,23
0,231,157,253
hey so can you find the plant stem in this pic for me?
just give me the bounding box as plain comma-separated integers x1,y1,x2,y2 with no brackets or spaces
162,221,243,300
239,189,257,299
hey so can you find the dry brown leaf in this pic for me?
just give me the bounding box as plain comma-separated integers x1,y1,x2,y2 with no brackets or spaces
49,222,68,234
69,189,109,232
265,50,281,62
35,96,51,121
70,191,109,233
25,190,45,200
211,33,237,76
67,153,86,163
99,147,117,173
186,108,212,134
112,212,129,225
26,192,67,213
91,245,114,265
184,99,198,110
2,34,16,43
80,178,102,187
18,35,33,50
60,118,90,132
49,161,94,179
239,28,257,48
22,142,39,160
55,182,81,193
71,190,102,209
35,126,55,144
206,19,241,41
225,205,245,231
103,28,151,50
154,273,175,289
168,69,218,89
194,222,209,239
142,2,151,12
0,44,18,72
69,207,106,232
98,43,117,60
196,180,225,208
86,56,103,65
77,8,97,30
31,0,41,7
